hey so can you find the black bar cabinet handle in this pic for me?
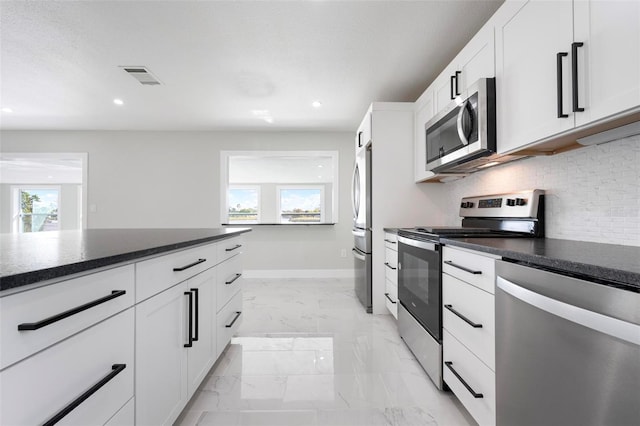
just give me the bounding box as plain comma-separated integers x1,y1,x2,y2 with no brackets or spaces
357,131,363,148
225,273,242,285
384,239,397,244
556,52,569,118
444,361,484,398
225,244,242,252
17,290,126,331
444,304,483,328
43,364,127,426
192,288,199,342
225,311,242,328
455,70,461,96
173,258,206,272
384,262,397,271
450,75,456,100
572,42,585,112
184,291,193,348
384,293,397,304
444,260,482,275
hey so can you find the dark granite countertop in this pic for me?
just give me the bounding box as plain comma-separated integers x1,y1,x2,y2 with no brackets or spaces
440,237,640,291
0,228,251,293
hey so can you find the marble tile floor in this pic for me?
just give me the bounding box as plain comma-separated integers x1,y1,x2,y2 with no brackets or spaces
176,278,476,426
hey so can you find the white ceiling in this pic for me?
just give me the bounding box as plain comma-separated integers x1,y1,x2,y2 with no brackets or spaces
0,0,503,132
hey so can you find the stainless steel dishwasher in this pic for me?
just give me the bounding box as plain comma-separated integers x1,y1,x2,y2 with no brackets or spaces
495,260,640,426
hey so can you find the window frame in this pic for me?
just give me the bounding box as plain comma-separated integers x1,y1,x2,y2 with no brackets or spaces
276,185,325,224
11,185,62,233
226,185,261,224
220,150,339,225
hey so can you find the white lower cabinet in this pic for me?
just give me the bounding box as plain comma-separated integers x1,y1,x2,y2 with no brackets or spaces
442,245,498,426
0,308,134,426
216,290,243,358
135,282,189,426
383,232,398,319
443,330,496,426
105,398,135,426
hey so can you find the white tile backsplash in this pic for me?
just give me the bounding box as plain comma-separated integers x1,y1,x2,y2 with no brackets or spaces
440,135,640,247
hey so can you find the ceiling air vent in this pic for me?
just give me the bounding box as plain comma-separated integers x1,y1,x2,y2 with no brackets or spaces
121,66,161,85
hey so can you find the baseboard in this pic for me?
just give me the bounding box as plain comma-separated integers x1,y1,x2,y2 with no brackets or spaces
243,269,355,279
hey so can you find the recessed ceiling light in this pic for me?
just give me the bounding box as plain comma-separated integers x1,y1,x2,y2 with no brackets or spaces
47,175,53,179
318,165,323,168
312,101,322,108
1,107,13,113
263,117,274,124
113,99,124,106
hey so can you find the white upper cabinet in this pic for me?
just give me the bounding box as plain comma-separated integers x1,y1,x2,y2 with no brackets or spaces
414,87,436,182
456,24,496,98
495,0,575,154
573,0,640,126
433,62,460,113
496,0,640,154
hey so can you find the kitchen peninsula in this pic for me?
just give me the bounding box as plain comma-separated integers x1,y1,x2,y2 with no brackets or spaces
0,227,250,425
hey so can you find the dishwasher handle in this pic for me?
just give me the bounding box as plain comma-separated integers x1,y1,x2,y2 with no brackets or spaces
497,276,640,346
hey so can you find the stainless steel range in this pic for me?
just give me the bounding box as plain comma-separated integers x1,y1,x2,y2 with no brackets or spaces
396,189,545,390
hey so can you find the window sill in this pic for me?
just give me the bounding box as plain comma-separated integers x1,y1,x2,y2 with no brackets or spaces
222,223,336,226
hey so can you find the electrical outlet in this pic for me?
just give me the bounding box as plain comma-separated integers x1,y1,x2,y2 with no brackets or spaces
340,248,347,258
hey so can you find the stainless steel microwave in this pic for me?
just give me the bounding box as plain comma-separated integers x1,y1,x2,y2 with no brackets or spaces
425,78,496,173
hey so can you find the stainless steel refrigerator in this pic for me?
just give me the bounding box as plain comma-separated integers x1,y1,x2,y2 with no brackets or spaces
351,143,372,313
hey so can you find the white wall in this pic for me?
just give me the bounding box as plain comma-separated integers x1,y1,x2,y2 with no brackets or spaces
438,135,640,247
0,130,356,272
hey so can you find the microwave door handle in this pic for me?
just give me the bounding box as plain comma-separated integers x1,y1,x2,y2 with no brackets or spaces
456,100,470,146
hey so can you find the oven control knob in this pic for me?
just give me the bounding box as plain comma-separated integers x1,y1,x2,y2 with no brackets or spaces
467,202,474,208
460,202,466,208
506,198,516,206
515,198,526,206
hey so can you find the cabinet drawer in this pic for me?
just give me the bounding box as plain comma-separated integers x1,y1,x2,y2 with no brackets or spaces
385,279,398,319
216,291,243,358
442,246,499,294
136,243,217,302
0,308,134,426
442,274,495,370
384,247,398,284
384,232,398,250
217,236,243,264
217,254,243,312
0,265,134,370
443,329,496,426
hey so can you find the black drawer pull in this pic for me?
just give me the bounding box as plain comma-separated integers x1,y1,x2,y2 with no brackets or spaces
384,239,396,244
225,273,242,285
225,311,242,328
43,364,126,426
444,304,483,328
184,291,193,348
444,260,482,275
225,244,242,252
173,258,206,272
384,262,397,271
17,290,126,331
445,361,483,398
384,293,397,304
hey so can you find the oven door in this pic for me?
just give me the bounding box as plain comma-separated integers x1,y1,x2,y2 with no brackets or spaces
397,236,442,341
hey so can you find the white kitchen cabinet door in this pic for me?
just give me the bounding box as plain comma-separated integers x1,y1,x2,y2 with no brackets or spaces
414,89,436,182
356,111,371,153
135,283,189,426
573,0,640,126
434,63,459,113
186,267,216,398
456,24,496,97
495,0,575,154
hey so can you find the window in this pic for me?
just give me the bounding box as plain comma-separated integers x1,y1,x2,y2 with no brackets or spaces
13,187,60,232
277,186,324,224
221,151,338,225
227,186,260,224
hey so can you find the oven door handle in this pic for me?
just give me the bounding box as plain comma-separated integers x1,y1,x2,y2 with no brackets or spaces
397,236,436,251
